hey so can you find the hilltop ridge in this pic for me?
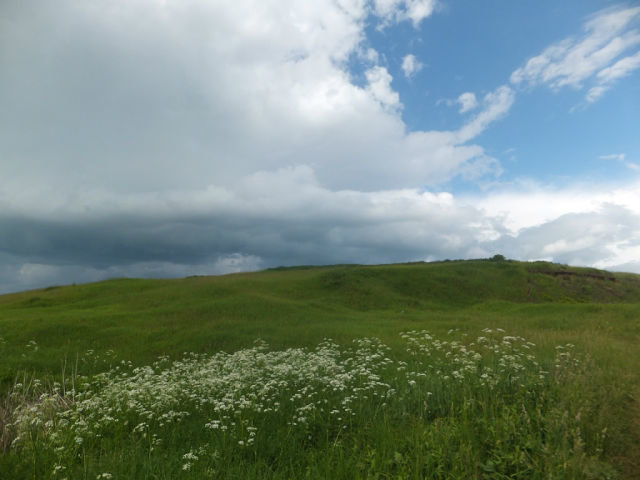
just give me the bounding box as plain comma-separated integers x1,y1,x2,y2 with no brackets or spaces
3,258,640,308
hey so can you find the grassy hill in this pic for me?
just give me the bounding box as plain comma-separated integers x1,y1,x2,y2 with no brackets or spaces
1,259,640,478
1,259,640,382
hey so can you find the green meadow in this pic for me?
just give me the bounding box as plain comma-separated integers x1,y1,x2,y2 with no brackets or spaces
1,259,640,478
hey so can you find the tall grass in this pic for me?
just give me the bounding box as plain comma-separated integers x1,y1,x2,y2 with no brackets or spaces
2,329,619,479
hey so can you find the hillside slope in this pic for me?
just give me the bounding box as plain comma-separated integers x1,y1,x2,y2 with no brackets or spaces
2,259,640,477
1,259,639,381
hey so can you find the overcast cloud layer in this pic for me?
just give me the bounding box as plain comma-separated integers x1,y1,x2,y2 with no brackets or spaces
1,0,639,293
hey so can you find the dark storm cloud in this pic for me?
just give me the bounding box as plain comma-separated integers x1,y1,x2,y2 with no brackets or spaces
0,183,502,293
2,184,640,294
0,209,473,272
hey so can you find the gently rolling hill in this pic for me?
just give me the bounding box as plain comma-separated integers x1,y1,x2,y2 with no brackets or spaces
1,259,640,478
1,259,640,381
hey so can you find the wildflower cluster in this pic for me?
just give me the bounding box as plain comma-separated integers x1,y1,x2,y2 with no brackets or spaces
8,338,396,470
5,330,596,478
401,328,545,389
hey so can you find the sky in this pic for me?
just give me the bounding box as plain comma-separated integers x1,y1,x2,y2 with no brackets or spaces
1,0,640,294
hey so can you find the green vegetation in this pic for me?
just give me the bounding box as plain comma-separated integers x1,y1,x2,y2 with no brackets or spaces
1,259,640,478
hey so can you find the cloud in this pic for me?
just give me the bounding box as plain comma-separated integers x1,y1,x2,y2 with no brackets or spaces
499,205,640,270
3,174,640,293
365,66,402,111
599,153,640,171
0,178,499,292
0,0,511,197
584,85,608,103
401,54,423,78
360,47,380,64
595,49,640,83
473,182,640,272
373,0,438,28
454,86,515,143
456,92,478,113
600,153,626,161
0,254,263,295
586,50,640,102
474,180,640,232
511,6,640,102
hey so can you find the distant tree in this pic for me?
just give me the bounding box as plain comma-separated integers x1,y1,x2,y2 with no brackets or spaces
490,254,506,262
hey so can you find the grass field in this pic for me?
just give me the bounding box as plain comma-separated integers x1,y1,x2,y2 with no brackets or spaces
1,259,639,478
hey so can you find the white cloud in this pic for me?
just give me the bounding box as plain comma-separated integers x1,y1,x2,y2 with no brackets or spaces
599,153,640,171
373,0,437,27
596,49,640,83
456,92,478,113
511,6,640,103
626,163,640,171
365,66,402,111
401,54,423,78
473,180,640,233
211,254,263,274
586,50,640,102
471,181,640,272
0,0,510,196
454,86,515,143
405,0,438,27
360,47,380,64
584,85,608,103
600,153,626,161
